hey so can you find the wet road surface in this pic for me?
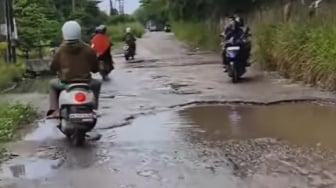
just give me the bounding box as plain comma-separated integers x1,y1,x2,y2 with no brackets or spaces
1,32,336,187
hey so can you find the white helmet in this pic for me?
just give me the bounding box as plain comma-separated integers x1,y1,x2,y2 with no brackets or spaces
126,27,131,33
62,21,81,41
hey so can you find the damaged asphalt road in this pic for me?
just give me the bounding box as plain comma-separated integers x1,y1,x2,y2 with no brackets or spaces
1,32,336,188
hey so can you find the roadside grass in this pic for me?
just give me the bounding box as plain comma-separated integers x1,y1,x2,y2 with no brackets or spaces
11,77,50,94
0,103,36,142
0,59,38,159
0,102,36,159
0,62,25,91
171,21,220,51
107,22,145,43
0,102,37,160
252,6,336,90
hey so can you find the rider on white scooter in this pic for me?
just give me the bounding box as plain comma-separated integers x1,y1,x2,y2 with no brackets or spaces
47,21,101,118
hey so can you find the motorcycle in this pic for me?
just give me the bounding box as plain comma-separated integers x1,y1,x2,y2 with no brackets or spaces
225,45,246,83
221,29,251,83
58,83,97,146
124,43,135,61
91,40,112,80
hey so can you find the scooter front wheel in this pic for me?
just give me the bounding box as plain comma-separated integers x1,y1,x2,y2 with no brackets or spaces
228,62,239,83
232,69,239,83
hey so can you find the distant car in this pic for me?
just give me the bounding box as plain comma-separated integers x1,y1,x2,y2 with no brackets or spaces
148,25,157,32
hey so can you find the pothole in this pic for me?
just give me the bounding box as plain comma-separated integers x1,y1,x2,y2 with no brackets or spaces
108,103,336,179
0,158,62,179
112,103,336,149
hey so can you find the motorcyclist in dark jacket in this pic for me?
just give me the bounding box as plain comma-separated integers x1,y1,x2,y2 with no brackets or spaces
232,13,251,65
123,27,136,54
221,18,249,71
233,13,244,28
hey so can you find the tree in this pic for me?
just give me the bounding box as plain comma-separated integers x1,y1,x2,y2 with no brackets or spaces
135,0,283,22
14,0,108,51
14,0,60,52
71,1,109,41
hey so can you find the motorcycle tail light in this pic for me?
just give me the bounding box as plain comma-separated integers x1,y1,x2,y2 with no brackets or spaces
74,92,86,102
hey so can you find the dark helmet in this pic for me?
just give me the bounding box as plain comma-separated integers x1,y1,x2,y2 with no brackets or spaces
95,25,107,34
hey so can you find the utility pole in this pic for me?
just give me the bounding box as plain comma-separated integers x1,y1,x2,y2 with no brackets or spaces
72,0,75,12
115,0,124,15
109,0,113,15
0,0,5,62
4,0,13,63
0,0,14,63
8,0,15,63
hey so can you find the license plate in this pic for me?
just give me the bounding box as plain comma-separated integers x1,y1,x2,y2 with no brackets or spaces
69,113,93,119
228,51,237,58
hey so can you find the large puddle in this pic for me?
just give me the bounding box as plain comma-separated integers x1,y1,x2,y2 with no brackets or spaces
115,103,336,150
2,103,336,183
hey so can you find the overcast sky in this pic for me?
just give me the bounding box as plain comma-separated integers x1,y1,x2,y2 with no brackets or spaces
98,0,140,14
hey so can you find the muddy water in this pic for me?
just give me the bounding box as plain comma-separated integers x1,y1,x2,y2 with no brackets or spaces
115,103,336,150
1,103,336,187
179,103,336,149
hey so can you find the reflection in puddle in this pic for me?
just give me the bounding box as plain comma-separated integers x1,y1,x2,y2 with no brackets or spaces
114,103,336,150
0,159,62,179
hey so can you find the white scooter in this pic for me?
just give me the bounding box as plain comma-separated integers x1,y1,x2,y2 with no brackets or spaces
58,83,97,146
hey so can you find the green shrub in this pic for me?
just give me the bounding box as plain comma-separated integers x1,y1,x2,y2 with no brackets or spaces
172,21,220,51
0,103,36,142
0,62,25,90
107,22,145,43
109,15,136,24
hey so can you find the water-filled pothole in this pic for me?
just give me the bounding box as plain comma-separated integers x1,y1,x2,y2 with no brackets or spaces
113,103,336,150
0,158,62,179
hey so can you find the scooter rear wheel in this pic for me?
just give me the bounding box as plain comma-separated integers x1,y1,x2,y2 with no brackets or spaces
125,54,129,61
72,131,86,147
100,72,108,81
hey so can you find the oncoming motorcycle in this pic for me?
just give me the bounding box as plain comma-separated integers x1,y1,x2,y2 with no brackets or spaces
221,29,251,83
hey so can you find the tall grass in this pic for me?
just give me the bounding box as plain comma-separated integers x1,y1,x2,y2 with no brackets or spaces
107,22,145,43
253,4,336,90
0,62,24,90
172,21,220,51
